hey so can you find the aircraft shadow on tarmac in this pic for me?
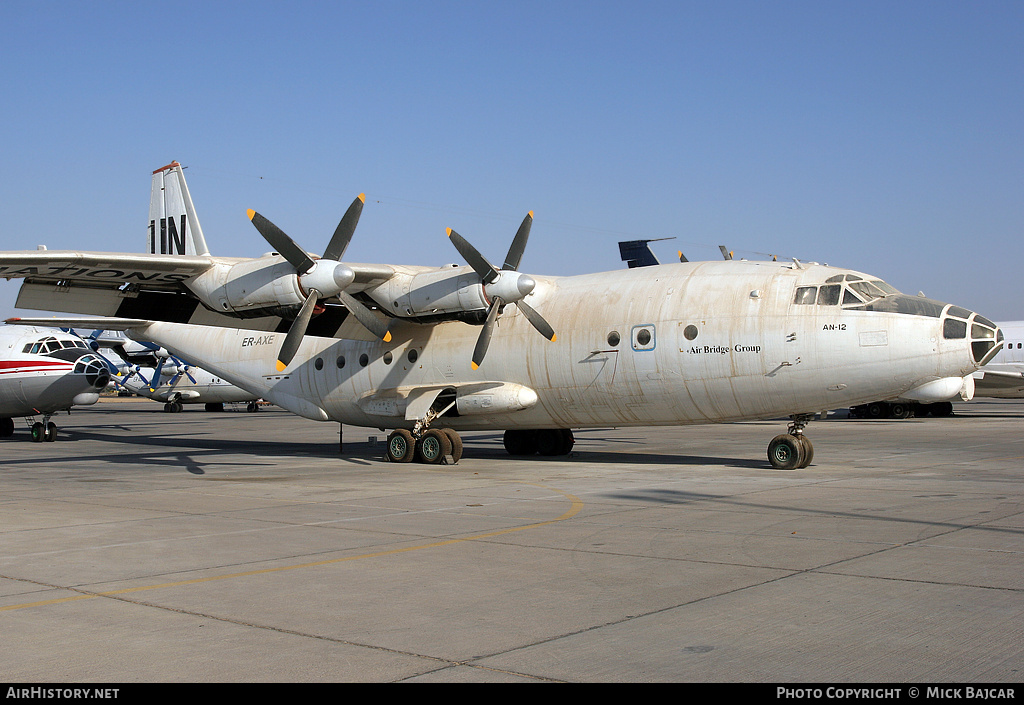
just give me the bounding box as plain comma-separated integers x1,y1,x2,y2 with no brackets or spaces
600,488,1024,538
11,422,771,473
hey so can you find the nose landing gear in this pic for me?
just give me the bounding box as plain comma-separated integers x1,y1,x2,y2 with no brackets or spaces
768,414,814,469
29,415,58,442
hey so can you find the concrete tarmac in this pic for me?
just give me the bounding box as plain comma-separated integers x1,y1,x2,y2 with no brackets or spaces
1,398,1022,683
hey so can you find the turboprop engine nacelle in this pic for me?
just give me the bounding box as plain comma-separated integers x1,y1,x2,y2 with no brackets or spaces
187,257,355,319
367,266,535,319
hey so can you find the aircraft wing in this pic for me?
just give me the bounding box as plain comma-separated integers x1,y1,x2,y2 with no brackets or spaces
0,250,217,285
972,367,1024,392
6,316,151,332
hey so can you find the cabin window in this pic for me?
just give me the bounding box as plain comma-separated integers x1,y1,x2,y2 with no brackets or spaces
336,355,346,369
794,286,817,305
314,358,323,370
683,325,698,341
408,349,418,363
383,351,393,365
359,353,369,367
607,331,620,346
631,325,656,351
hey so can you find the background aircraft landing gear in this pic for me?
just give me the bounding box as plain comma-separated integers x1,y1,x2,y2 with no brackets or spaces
30,419,57,443
767,415,814,469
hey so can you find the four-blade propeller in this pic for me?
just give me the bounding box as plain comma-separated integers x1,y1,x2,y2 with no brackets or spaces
246,194,391,371
447,212,556,369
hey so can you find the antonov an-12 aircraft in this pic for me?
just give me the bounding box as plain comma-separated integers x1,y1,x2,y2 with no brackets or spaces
2,162,1004,467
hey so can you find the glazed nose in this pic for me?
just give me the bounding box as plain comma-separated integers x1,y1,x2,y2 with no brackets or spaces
943,307,1002,365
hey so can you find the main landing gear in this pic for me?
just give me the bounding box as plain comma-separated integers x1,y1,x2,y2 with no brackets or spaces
767,414,814,469
1,416,59,442
503,429,575,456
386,427,464,464
383,427,577,464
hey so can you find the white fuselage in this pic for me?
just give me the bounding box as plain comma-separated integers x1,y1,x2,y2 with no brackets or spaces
0,327,110,419
122,260,992,431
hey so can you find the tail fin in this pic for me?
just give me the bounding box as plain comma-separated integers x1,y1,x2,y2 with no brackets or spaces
148,161,211,256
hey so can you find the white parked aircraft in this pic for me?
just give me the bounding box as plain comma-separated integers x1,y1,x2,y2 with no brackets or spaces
111,355,260,412
1,163,1004,467
77,328,260,412
0,326,110,441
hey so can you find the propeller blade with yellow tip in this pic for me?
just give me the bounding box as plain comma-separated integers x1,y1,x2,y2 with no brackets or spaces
245,194,393,369
277,290,319,371
338,291,391,343
447,211,555,369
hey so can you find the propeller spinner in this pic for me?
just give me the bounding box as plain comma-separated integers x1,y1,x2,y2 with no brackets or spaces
447,212,556,369
247,194,392,371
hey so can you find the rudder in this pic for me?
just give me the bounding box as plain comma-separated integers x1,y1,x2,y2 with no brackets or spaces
148,161,210,256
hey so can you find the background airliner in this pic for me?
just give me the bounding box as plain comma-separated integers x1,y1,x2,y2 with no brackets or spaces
0,326,110,441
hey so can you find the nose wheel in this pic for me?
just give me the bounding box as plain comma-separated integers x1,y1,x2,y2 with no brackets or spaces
767,415,814,469
29,418,58,442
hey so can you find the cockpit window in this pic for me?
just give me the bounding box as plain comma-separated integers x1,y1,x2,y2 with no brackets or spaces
794,286,817,305
795,276,901,309
872,280,900,295
817,284,841,306
849,281,887,301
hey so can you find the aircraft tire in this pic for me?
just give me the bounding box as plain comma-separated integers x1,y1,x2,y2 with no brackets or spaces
767,434,804,470
537,428,575,456
45,422,57,442
386,429,416,463
441,429,463,463
867,402,890,419
416,429,452,464
796,435,813,468
930,401,954,417
30,422,45,443
503,429,538,456
889,403,910,419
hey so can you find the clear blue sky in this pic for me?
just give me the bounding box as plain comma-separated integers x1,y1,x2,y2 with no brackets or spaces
2,1,1022,319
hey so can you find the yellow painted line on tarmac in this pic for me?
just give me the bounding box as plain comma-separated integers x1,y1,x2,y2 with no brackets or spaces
1,484,584,614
